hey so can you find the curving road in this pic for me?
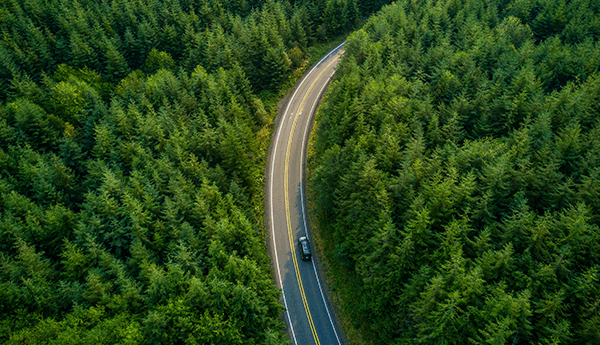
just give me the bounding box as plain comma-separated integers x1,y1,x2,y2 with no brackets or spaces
266,43,345,345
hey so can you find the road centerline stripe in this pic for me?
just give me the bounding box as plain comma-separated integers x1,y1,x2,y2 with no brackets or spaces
285,55,341,345
268,40,345,345
300,64,344,345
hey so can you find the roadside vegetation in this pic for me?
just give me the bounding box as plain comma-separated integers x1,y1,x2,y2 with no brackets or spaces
0,0,393,343
309,0,600,343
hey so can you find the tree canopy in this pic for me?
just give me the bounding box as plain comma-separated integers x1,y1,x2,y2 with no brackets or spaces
309,0,600,343
0,0,397,343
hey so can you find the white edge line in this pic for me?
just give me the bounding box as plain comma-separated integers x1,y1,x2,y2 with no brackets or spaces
300,53,343,345
269,40,345,345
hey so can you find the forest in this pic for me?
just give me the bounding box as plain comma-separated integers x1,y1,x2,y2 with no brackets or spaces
309,0,600,343
0,0,394,343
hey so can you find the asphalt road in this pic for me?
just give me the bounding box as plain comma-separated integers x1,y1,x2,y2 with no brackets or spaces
266,43,345,345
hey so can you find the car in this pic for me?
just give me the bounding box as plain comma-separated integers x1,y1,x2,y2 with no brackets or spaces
298,236,312,261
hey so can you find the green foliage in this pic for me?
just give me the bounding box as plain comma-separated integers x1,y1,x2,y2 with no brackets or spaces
0,59,287,341
143,49,176,75
0,0,392,97
0,0,399,342
310,0,600,343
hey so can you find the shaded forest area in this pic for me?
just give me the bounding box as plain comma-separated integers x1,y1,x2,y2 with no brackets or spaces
310,0,600,343
0,0,393,343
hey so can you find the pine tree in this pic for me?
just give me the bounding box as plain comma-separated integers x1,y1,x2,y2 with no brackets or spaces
103,38,129,82
260,44,291,89
70,32,97,70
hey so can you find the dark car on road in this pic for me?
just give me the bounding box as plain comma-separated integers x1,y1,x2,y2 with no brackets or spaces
298,236,312,261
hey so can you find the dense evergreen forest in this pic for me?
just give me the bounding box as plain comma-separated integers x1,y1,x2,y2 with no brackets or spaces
0,0,394,343
310,0,600,343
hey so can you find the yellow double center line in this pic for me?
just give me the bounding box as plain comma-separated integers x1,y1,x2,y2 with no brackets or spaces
284,54,340,345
